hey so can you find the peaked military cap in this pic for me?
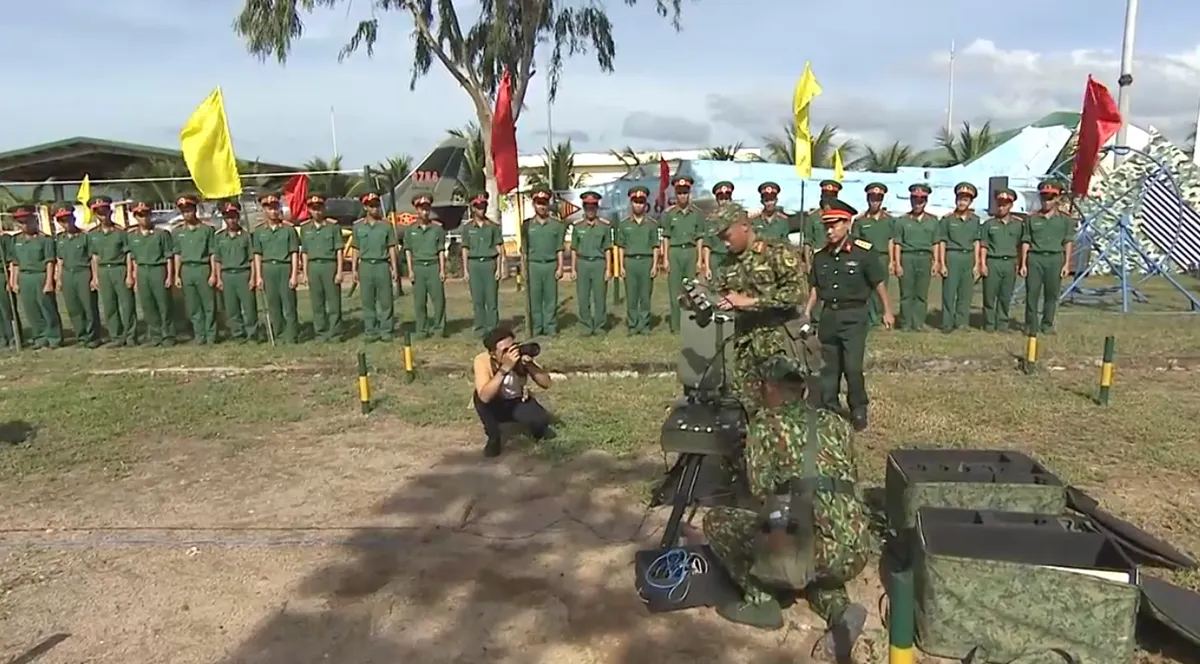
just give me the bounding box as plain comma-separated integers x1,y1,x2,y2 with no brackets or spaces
222,201,243,214
531,187,552,202
1038,179,1064,193
130,201,151,213
954,182,978,198
758,182,781,197
89,195,113,209
819,180,842,193
865,183,888,195
580,191,602,205
53,202,75,218
412,194,433,206
672,176,694,190
908,183,932,197
712,181,734,195
360,192,382,204
175,194,200,207
10,204,35,219
996,188,1017,202
627,186,650,200
820,199,858,223
471,193,488,206
306,193,327,206
258,193,281,206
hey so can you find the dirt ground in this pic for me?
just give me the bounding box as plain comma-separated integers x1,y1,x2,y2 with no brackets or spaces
0,418,894,664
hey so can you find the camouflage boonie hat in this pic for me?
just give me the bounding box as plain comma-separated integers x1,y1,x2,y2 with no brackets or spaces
757,355,808,381
711,202,748,233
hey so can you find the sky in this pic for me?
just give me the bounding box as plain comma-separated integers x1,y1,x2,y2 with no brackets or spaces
4,0,1200,171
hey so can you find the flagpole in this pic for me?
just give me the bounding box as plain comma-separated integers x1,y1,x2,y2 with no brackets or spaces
545,50,555,189
1113,0,1138,166
945,40,956,132
1191,95,1200,166
330,105,340,159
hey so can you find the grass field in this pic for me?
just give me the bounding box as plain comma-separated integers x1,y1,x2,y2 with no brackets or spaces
1,276,1199,663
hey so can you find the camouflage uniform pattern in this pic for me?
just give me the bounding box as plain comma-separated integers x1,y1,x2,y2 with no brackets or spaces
705,202,746,276
885,470,1067,531
704,398,870,623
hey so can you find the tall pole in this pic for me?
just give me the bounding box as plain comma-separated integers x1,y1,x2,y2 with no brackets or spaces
945,40,956,132
545,50,555,190
330,105,340,159
1113,0,1138,166
1190,95,1200,167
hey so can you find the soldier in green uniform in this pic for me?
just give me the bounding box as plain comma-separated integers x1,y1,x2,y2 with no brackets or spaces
1020,180,1075,334
751,182,790,241
892,183,939,331
52,203,99,347
851,183,895,328
658,176,705,332
935,182,982,333
460,193,504,336
802,180,843,263
806,200,894,431
569,191,612,336
300,193,346,342
980,188,1024,332
702,181,743,280
0,224,16,349
172,194,218,344
523,187,566,337
701,353,871,659
349,195,399,342
615,188,660,335
89,197,137,346
402,194,445,339
214,201,260,342
128,200,177,346
253,193,300,344
7,205,62,348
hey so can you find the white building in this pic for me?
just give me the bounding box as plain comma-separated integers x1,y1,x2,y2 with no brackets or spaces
515,146,764,189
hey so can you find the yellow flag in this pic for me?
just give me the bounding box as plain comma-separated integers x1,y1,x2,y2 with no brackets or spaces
180,87,243,199
833,148,844,182
792,62,823,178
76,174,92,225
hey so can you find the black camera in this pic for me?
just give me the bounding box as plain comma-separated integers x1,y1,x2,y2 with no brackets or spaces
517,341,541,358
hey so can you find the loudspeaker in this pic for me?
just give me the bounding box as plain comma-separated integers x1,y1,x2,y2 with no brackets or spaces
987,176,1009,216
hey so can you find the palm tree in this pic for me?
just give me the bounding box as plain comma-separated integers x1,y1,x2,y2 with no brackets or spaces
760,123,857,169
238,159,287,191
610,146,664,177
446,123,487,193
700,143,743,161
369,155,414,194
850,142,919,173
935,121,999,166
525,139,584,191
302,156,365,198
118,159,194,204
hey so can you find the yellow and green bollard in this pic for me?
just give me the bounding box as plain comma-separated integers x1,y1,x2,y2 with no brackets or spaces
889,568,916,664
402,331,416,383
1022,323,1039,374
357,350,372,414
1098,335,1116,405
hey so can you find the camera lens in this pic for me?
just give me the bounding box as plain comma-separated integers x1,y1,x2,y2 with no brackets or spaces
519,342,541,357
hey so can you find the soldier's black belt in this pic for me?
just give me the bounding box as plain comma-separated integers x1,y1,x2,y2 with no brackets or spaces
413,259,437,265
222,267,250,272
669,244,696,249
902,249,933,254
945,248,973,253
468,255,497,261
823,300,866,310
361,259,389,264
1030,250,1065,255
17,269,48,274
530,259,557,263
307,257,336,262
987,255,1017,260
625,254,653,258
263,260,291,264
576,256,604,261
63,266,92,272
136,262,169,267
182,261,210,266
98,262,126,267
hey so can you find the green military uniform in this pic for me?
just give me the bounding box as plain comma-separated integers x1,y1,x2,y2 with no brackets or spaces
752,181,791,242
402,197,445,339
173,196,218,343
703,355,870,660
803,180,843,250
8,207,63,348
705,181,743,279
523,188,565,336
981,189,1024,331
571,198,612,336
215,202,259,341
894,183,938,330
52,205,99,347
615,188,659,335
850,183,895,327
809,200,888,428
90,199,137,346
301,196,345,342
0,231,16,348
128,220,177,345
1023,180,1074,333
659,176,705,332
352,216,399,341
936,182,982,332
461,195,503,335
253,220,300,343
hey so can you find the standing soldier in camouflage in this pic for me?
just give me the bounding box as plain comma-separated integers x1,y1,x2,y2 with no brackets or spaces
461,193,504,336
53,202,99,347
980,188,1023,332
89,197,137,346
659,176,705,333
402,194,445,339
752,182,790,241
7,205,62,348
802,181,843,264
702,181,742,280
569,191,612,336
1020,179,1074,334
615,187,660,335
701,353,870,660
214,201,259,342
300,193,345,342
253,193,300,344
0,224,16,349
935,183,982,333
892,183,939,331
172,194,218,344
851,183,895,328
523,187,566,337
127,202,177,345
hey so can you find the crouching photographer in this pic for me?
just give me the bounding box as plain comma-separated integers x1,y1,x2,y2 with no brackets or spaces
472,326,553,458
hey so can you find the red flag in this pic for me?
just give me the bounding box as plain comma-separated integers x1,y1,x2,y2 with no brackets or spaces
281,173,310,221
1071,75,1123,196
656,158,670,212
491,68,520,195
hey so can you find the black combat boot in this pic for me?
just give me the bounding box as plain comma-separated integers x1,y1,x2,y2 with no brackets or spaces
850,408,868,432
815,602,867,662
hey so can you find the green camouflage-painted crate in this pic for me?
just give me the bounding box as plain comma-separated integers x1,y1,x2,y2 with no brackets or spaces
914,508,1139,664
885,449,1066,532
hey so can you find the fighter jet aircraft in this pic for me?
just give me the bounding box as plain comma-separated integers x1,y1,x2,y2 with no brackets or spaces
385,136,473,231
